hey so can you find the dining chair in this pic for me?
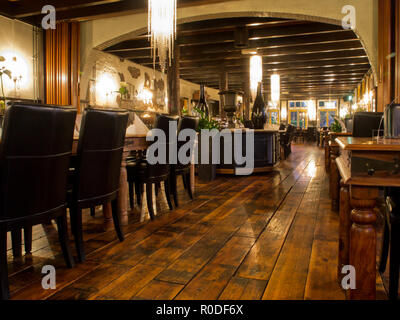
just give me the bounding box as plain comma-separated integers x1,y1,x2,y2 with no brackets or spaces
379,187,400,300
126,114,178,219
0,103,77,300
170,116,199,207
68,107,129,262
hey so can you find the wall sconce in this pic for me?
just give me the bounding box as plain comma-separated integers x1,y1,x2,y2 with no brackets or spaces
0,52,28,96
340,107,349,118
96,73,118,106
138,87,154,105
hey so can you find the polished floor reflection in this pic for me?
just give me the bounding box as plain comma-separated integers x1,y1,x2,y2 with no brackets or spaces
6,145,388,300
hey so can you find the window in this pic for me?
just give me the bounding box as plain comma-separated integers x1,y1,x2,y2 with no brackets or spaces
319,110,337,127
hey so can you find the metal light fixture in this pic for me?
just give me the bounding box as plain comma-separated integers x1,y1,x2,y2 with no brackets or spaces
271,74,280,105
148,0,177,73
250,55,262,100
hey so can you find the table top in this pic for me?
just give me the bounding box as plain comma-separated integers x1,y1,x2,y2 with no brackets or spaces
73,133,148,141
336,137,400,152
328,132,352,137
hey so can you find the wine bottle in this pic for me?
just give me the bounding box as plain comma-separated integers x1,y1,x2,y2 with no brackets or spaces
196,85,210,120
251,82,267,129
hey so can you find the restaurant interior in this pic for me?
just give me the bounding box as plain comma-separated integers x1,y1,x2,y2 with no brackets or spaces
0,0,399,302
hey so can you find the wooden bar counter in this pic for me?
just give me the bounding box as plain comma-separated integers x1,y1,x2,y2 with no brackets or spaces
335,136,400,300
328,132,352,211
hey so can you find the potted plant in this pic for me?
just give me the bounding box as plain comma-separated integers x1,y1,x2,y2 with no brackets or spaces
194,106,220,182
0,56,12,116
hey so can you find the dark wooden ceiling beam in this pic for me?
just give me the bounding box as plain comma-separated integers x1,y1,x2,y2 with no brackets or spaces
106,30,357,52
129,49,367,66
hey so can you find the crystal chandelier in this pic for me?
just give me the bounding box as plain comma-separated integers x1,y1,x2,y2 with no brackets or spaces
148,0,177,73
250,55,262,100
271,74,280,105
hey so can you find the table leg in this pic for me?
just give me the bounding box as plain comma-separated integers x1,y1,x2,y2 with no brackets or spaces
325,139,330,172
102,203,114,231
338,180,351,280
349,185,379,300
190,163,195,197
118,166,129,226
330,147,340,211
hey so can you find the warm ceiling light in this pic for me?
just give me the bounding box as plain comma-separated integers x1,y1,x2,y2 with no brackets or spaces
308,100,316,121
148,0,177,73
250,55,262,99
271,74,280,104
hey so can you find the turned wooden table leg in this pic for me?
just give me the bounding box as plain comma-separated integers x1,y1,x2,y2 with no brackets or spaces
330,147,340,211
349,185,379,300
118,166,129,226
338,180,351,280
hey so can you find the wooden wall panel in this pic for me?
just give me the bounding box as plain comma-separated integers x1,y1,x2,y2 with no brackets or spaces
45,22,80,110
396,0,400,102
377,0,393,112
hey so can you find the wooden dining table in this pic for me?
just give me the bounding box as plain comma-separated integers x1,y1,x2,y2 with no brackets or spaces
335,136,400,299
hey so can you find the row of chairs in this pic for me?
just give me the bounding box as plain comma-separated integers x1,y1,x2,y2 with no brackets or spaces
0,103,129,300
126,115,199,219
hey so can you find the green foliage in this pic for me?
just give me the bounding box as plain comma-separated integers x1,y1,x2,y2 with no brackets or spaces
194,106,220,131
330,120,342,133
118,85,128,96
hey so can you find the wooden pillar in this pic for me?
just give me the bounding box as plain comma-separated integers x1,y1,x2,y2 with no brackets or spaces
377,0,395,112
396,0,400,103
338,180,351,280
167,43,181,115
45,22,80,110
219,64,228,118
349,185,379,300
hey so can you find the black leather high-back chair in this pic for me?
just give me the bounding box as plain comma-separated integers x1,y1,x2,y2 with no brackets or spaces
352,112,383,137
170,116,199,207
126,114,179,219
69,108,129,262
0,103,77,300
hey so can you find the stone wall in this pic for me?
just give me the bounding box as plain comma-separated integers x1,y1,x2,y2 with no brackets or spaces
80,49,219,113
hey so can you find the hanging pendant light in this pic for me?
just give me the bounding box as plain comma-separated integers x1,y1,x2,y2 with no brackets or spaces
250,55,262,100
148,0,177,73
271,74,280,105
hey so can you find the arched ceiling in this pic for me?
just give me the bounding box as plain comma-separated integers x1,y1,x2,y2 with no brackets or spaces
104,17,370,100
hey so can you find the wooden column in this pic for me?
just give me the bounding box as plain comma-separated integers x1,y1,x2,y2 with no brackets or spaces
349,185,379,300
219,64,228,117
45,22,80,110
396,0,400,102
377,0,395,112
338,180,351,280
167,43,181,115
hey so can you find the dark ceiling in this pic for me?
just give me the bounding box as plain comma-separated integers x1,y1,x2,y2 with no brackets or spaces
1,1,370,100
0,0,226,24
105,17,371,100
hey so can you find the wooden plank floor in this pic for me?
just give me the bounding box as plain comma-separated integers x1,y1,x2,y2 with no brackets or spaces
6,144,389,300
